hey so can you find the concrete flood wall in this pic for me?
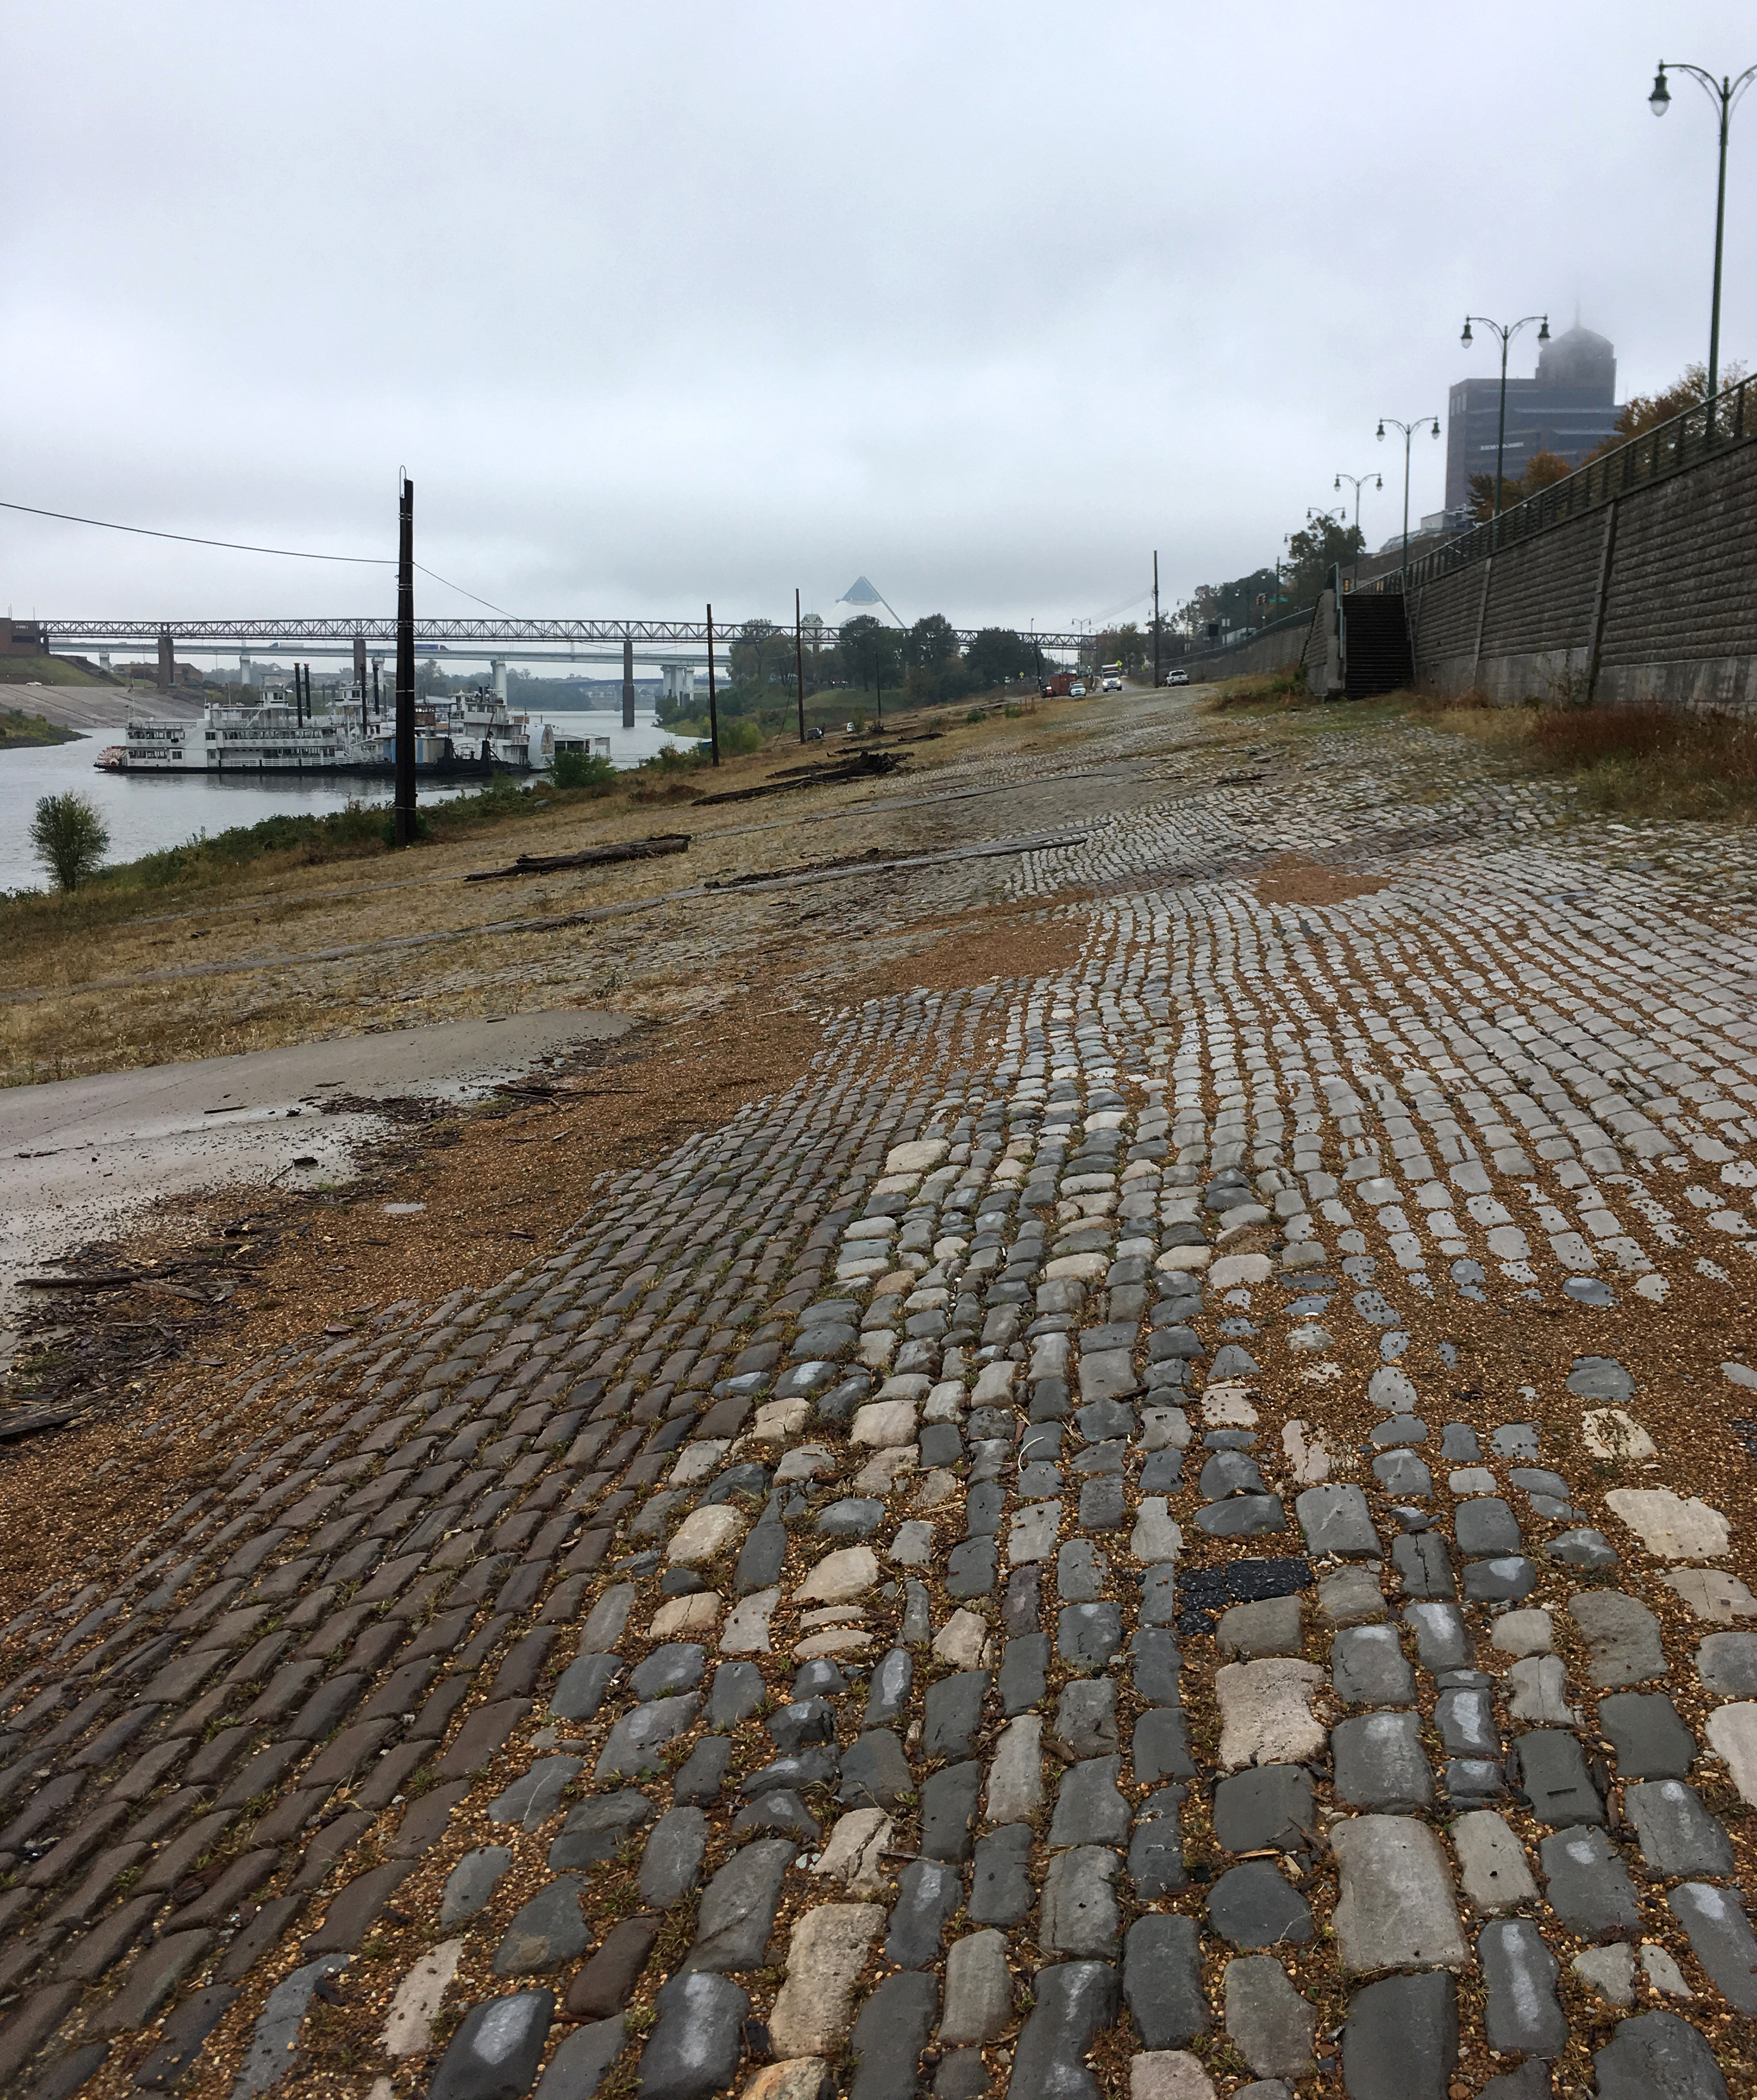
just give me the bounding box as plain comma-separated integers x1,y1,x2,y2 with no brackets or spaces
1181,427,1757,708
1410,432,1757,705
1180,608,1319,686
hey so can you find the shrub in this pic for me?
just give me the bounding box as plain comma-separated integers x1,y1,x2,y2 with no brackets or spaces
721,719,762,755
554,751,617,790
641,745,704,774
381,808,431,847
30,792,111,890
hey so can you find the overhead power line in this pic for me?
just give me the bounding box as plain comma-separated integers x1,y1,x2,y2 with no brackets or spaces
1089,585,1154,626
0,495,511,615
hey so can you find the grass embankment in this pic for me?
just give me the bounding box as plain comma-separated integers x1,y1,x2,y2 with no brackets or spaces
0,655,105,686
0,683,1113,1092
0,707,80,750
0,692,1043,977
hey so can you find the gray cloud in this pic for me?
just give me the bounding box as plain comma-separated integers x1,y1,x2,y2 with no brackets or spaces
3,0,1752,633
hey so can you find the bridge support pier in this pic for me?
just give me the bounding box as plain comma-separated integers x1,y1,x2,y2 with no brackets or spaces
491,657,508,704
622,633,635,730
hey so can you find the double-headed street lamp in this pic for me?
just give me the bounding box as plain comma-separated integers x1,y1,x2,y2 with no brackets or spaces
1334,471,1381,584
1460,312,1550,527
1376,417,1440,592
1650,60,1756,411
1304,506,1348,606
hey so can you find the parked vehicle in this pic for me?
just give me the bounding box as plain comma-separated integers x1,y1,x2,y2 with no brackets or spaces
1164,668,1190,686
1042,673,1076,698
1070,682,1087,697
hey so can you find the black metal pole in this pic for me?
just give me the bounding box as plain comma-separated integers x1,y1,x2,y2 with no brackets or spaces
373,659,380,719
706,603,720,766
621,632,635,731
875,639,883,727
1711,81,1731,404
394,476,416,845
795,588,806,743
1152,551,1160,688
1494,328,1510,531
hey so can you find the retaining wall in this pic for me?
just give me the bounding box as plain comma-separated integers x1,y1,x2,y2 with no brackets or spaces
1180,608,1318,685
1408,430,1757,706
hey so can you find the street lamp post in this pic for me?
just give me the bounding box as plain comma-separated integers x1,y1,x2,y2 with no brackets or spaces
1375,417,1442,593
1334,471,1381,586
1459,312,1550,531
1650,60,1757,414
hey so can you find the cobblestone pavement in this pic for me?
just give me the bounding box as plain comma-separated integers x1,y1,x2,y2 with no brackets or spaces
7,691,1757,2100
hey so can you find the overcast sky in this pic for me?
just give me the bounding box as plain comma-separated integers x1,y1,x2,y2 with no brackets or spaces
4,0,1753,639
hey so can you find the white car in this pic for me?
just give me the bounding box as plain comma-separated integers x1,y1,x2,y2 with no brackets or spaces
1102,675,1123,692
1164,668,1189,686
1070,682,1087,697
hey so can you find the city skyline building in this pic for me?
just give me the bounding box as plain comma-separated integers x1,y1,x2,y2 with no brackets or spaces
1444,320,1626,512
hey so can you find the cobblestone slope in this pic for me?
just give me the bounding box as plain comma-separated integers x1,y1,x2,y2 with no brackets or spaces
5,696,1757,2100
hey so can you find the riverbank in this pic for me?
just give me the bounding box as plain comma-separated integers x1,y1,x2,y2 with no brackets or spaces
0,692,1109,1088
0,705,81,750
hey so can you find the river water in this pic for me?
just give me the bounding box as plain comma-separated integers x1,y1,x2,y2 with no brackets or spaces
0,714,697,895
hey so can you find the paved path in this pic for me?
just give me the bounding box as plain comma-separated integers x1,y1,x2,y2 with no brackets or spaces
4,693,1757,2100
0,1011,632,1362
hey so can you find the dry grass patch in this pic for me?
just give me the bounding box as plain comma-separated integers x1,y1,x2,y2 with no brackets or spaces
1528,701,1757,817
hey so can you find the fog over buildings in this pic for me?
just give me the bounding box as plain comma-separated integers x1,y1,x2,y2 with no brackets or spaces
1,0,1752,633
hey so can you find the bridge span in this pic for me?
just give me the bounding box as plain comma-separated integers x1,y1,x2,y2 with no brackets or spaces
33,614,1088,697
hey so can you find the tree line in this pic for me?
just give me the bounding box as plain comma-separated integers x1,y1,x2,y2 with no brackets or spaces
660,614,1045,727
1174,512,1365,643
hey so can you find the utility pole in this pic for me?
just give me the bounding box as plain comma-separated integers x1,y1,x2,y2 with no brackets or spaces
372,658,380,719
795,588,806,743
705,604,720,766
621,632,635,732
394,474,416,846
1152,551,1161,689
354,634,367,731
874,635,883,728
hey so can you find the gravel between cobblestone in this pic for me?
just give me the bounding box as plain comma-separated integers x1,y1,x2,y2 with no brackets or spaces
5,684,1757,2100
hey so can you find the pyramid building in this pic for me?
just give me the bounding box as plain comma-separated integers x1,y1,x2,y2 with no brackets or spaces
833,576,905,630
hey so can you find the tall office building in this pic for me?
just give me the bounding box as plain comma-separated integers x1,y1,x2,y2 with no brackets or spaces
1444,323,1625,512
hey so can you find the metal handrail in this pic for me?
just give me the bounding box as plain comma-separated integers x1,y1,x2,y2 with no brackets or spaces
1364,374,1753,594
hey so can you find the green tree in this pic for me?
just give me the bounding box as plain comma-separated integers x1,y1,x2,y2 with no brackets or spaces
964,627,1031,687
904,614,960,671
838,614,903,691
1091,622,1147,673
731,618,780,688
31,790,110,890
1281,520,1362,605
